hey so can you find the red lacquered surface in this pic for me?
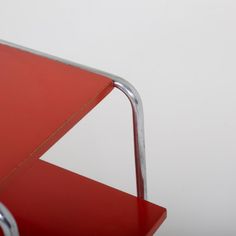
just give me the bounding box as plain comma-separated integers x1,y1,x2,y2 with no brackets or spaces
0,160,166,236
0,42,166,235
0,43,113,186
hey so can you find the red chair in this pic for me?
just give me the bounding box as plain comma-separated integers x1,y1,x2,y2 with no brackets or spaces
0,40,166,236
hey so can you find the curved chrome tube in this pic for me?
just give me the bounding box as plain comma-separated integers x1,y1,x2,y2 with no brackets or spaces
0,203,19,236
113,78,147,200
0,39,148,200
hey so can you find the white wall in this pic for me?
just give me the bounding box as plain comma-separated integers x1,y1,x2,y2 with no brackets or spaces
1,1,236,235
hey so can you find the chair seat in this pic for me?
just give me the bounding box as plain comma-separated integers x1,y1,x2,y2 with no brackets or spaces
0,160,166,236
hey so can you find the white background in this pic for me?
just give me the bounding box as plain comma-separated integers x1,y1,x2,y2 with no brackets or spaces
1,0,236,235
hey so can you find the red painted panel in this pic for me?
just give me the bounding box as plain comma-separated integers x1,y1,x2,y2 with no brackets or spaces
0,160,166,236
0,43,113,186
0,43,166,235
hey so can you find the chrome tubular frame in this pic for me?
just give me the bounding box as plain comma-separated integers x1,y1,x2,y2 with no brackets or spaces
0,39,147,200
113,78,147,200
0,203,19,236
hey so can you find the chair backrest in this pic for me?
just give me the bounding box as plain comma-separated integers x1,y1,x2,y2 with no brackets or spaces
0,42,113,191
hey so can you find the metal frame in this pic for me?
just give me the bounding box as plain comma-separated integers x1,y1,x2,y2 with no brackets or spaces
113,78,147,200
0,203,19,236
0,39,147,235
